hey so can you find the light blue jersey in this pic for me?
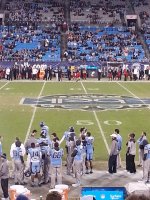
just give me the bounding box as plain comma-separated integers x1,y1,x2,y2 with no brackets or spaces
41,125,49,137
137,136,147,146
74,146,82,161
86,136,94,160
28,147,41,163
28,147,41,174
64,131,70,142
50,148,64,166
81,140,87,154
64,131,76,142
12,147,22,161
0,141,2,156
38,137,51,155
86,136,94,154
116,134,122,151
144,144,150,159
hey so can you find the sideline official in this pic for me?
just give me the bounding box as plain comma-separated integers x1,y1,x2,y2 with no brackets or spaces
127,133,136,174
108,133,118,174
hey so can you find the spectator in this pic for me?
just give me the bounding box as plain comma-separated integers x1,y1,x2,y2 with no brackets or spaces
46,191,62,200
16,194,29,200
126,194,150,200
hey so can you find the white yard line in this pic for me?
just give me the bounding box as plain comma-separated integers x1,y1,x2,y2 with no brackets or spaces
24,81,46,144
117,82,150,109
80,81,110,154
0,82,9,90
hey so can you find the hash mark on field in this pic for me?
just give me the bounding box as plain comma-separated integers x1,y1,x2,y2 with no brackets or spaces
70,88,82,91
87,88,99,91
24,82,46,145
80,81,110,154
5,88,11,90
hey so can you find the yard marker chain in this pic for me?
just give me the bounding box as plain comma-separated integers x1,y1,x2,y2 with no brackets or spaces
24,81,46,144
80,81,110,154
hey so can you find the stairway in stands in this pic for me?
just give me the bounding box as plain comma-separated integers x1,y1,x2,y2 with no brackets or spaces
60,0,70,60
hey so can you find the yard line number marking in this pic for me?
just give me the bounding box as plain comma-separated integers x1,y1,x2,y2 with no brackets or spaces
70,88,99,91
104,120,122,126
76,120,94,126
24,81,46,144
80,81,110,154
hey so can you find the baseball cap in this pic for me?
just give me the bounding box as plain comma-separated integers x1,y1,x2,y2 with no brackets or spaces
110,133,117,138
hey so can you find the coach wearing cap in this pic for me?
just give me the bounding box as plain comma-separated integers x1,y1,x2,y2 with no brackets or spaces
108,133,118,174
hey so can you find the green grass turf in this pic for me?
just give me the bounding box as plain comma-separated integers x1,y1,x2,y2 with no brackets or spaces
0,81,150,161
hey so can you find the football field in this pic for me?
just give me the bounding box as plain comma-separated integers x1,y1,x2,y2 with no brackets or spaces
0,80,150,161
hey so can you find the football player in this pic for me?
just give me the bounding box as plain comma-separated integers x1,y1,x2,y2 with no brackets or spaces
49,142,64,188
71,139,83,187
85,132,94,174
10,140,25,185
28,143,42,186
40,122,49,138
37,130,51,184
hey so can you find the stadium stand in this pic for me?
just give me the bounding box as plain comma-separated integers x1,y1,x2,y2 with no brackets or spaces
70,0,126,25
0,0,149,75
66,25,145,62
0,25,61,61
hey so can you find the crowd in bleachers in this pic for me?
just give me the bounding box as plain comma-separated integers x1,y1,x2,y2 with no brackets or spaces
66,25,145,62
0,0,149,65
0,25,61,62
70,0,126,25
132,0,150,51
5,0,64,26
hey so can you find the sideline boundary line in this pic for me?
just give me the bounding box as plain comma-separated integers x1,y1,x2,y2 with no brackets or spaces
80,81,110,154
0,82,9,90
117,82,150,109
1,80,150,83
24,81,46,144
